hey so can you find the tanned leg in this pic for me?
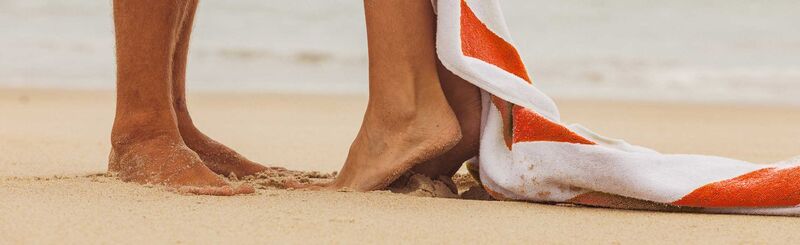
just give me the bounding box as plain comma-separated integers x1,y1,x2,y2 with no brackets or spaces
109,0,252,195
170,0,278,178
327,0,462,191
391,1,482,181
411,62,482,179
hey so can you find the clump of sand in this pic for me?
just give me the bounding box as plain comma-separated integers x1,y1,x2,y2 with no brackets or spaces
241,170,337,190
460,186,493,200
451,173,478,191
452,173,494,201
386,172,494,200
388,173,459,198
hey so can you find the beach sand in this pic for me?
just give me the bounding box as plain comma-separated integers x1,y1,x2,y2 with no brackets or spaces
2,88,800,244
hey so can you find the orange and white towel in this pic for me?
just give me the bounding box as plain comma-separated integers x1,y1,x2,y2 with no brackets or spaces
435,0,800,216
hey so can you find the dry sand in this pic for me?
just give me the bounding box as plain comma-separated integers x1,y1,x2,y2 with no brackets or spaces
2,88,800,244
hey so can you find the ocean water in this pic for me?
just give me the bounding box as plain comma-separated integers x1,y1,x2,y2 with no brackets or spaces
1,0,799,104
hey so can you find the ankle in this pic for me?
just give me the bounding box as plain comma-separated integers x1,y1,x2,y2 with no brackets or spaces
177,122,202,142
111,112,182,150
172,109,204,140
363,106,462,146
364,90,457,130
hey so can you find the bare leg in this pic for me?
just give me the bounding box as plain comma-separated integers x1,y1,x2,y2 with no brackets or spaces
411,62,482,179
327,0,462,191
170,0,278,178
109,0,252,195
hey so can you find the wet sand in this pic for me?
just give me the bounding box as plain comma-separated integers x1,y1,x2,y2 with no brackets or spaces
2,88,800,244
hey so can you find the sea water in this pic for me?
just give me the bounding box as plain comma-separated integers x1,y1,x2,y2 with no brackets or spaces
0,0,798,104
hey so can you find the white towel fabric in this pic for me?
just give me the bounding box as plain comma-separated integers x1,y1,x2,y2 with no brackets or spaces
435,0,800,216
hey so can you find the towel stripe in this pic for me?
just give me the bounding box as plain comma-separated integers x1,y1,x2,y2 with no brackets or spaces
512,107,594,144
673,166,800,208
459,0,530,83
491,96,514,148
459,0,592,146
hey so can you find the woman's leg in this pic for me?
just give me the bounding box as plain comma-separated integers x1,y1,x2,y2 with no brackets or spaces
328,0,463,191
170,0,278,178
411,63,482,179
109,0,252,195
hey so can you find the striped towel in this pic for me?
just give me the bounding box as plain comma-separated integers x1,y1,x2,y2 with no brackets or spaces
435,0,800,216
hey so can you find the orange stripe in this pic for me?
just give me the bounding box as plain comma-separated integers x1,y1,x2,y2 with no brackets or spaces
460,0,592,145
460,0,531,83
491,96,514,148
512,107,594,144
673,166,800,208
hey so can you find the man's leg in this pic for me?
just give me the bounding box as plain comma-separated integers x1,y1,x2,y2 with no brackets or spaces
328,0,463,191
169,0,277,178
109,0,252,195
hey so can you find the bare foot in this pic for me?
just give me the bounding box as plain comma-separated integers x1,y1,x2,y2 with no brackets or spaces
109,134,254,196
173,94,279,178
326,90,463,191
410,64,482,179
180,128,281,178
308,0,462,192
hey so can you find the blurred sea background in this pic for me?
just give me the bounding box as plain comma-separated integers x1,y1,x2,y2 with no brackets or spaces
0,0,798,104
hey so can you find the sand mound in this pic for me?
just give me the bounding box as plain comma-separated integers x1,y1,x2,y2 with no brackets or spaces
242,170,337,190
386,172,494,200
460,186,493,201
388,173,459,198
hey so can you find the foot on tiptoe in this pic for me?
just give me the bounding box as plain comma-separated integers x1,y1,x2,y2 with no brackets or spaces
408,65,482,183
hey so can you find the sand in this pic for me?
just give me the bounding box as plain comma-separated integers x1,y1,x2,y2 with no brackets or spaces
2,88,800,244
